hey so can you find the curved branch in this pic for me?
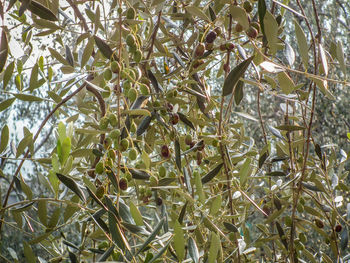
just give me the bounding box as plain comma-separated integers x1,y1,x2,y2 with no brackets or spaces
0,78,90,233
66,0,89,32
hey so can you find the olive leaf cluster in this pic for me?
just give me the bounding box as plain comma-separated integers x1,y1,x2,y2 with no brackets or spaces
0,0,350,262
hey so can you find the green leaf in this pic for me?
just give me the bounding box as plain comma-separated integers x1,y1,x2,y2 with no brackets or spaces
210,195,222,215
141,150,151,169
277,72,294,95
208,232,220,263
13,93,43,101
266,171,287,176
65,45,74,67
275,222,288,249
28,232,51,245
188,237,199,263
135,217,165,256
28,0,58,21
306,74,335,100
230,6,249,30
336,41,347,77
195,172,205,204
263,11,278,55
268,125,285,141
303,249,317,263
124,109,151,117
48,207,61,228
208,5,216,21
0,98,15,112
185,6,210,22
178,202,188,225
259,151,268,169
108,212,127,251
98,246,115,262
86,186,106,209
81,37,94,68
12,201,35,213
0,125,9,153
285,42,295,67
23,242,36,263
56,173,86,202
201,163,224,184
94,35,115,60
0,29,8,73
223,222,238,232
127,168,150,180
48,47,69,65
137,115,152,136
276,125,305,131
33,17,60,30
16,134,32,158
234,80,244,105
20,179,33,200
59,137,71,165
341,226,348,250
175,139,181,170
319,44,328,76
294,19,309,69
37,199,47,226
173,220,185,261
178,112,195,130
129,201,143,226
3,61,15,89
29,63,39,92
148,241,171,263
222,56,254,96
258,0,267,36
240,158,252,186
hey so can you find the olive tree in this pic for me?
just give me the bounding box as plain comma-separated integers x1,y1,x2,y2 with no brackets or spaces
0,0,349,262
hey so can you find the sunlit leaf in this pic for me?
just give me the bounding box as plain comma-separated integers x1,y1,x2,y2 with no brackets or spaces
14,93,43,102
319,44,328,76
285,42,295,66
264,11,278,55
336,41,347,77
208,232,220,263
173,220,185,261
0,29,8,72
185,6,210,22
3,61,14,89
230,6,249,30
0,125,9,154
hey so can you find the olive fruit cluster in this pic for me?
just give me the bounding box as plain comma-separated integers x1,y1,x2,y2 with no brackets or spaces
99,113,118,130
139,186,152,204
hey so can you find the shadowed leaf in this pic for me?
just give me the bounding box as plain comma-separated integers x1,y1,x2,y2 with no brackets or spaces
223,56,254,96
201,163,224,184
28,0,58,21
56,173,86,202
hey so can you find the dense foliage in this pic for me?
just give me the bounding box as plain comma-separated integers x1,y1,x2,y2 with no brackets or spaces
0,0,349,262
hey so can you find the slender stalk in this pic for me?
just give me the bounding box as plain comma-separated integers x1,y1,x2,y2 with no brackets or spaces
218,14,241,262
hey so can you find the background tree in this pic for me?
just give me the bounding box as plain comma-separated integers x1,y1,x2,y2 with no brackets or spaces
0,0,349,262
